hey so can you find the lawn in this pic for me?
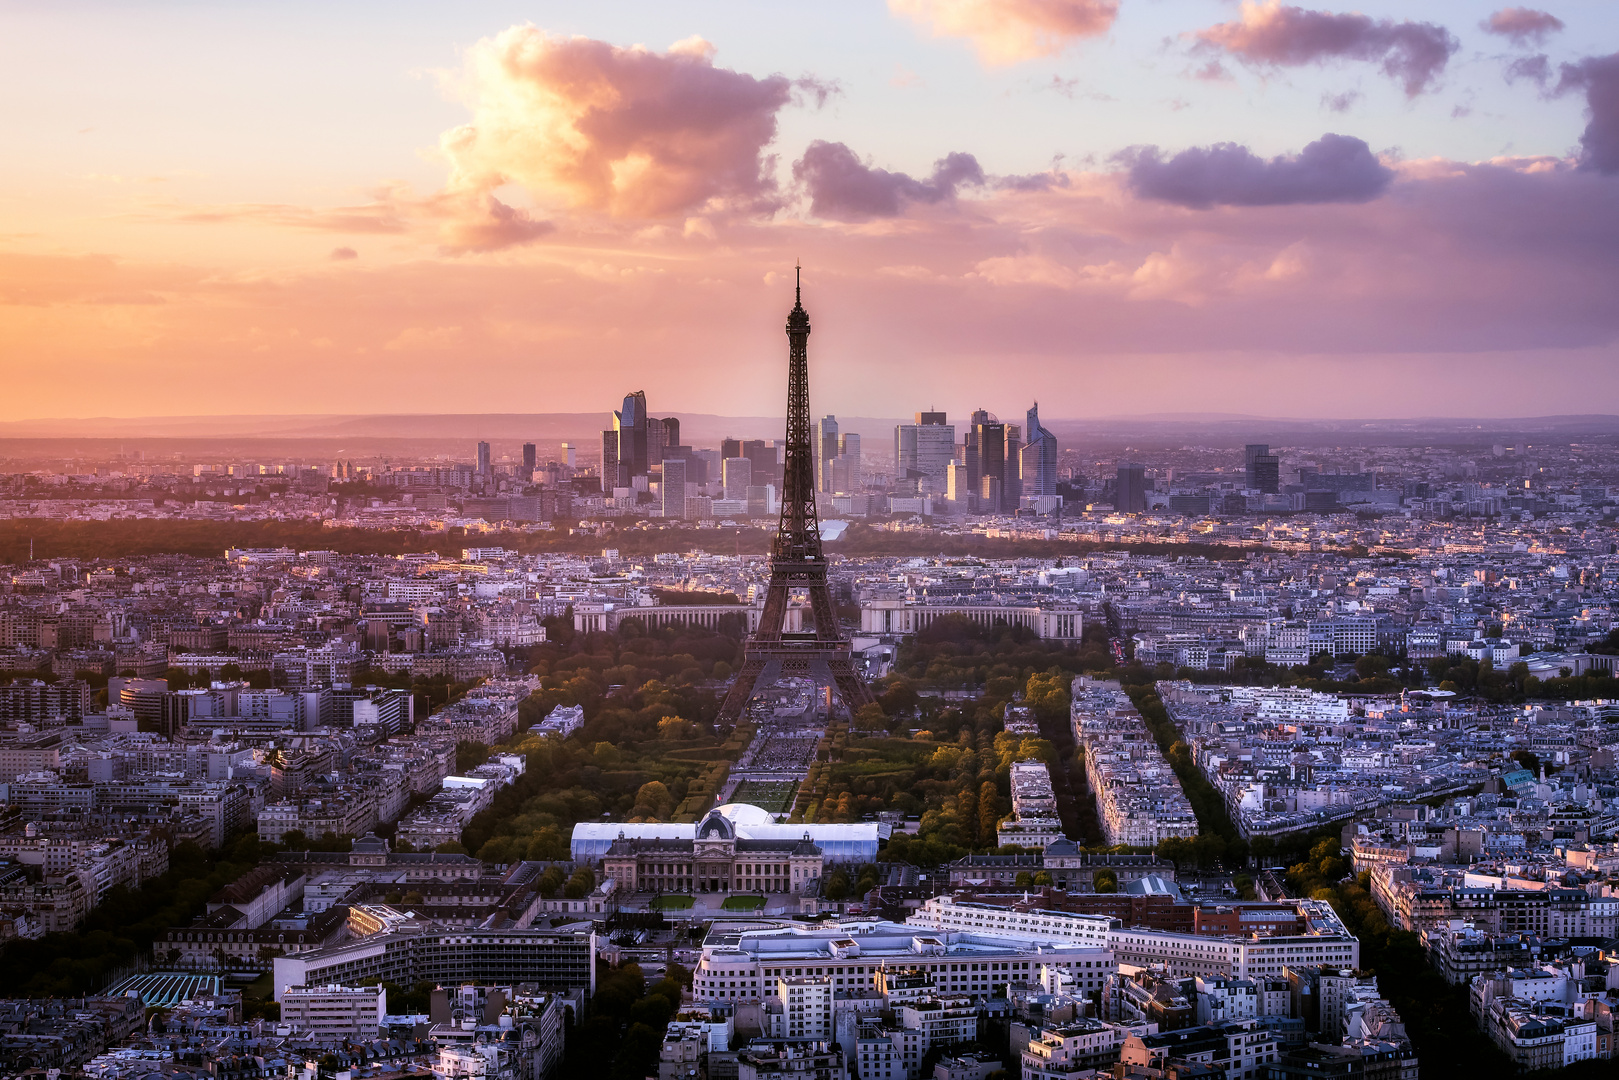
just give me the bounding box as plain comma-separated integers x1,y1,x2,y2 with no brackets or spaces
721,895,767,911
651,895,695,910
730,780,798,814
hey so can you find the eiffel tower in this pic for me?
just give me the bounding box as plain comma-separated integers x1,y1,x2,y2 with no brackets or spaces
715,268,878,725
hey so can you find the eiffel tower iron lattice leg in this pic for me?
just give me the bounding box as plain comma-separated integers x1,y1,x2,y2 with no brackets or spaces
715,267,878,726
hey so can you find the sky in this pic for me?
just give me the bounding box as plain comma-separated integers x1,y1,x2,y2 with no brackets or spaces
2,0,1617,423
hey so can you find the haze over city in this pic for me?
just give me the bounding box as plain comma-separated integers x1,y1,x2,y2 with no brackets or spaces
4,0,1618,421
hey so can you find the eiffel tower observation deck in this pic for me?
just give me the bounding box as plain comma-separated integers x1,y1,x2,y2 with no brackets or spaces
714,269,878,725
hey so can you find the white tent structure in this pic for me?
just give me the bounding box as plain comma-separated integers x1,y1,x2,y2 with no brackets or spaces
570,802,886,864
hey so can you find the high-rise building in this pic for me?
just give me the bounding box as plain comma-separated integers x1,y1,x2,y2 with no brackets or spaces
896,411,957,492
1245,444,1281,494
946,462,972,506
649,423,666,471
1020,402,1059,498
722,457,752,501
612,391,650,487
661,457,687,520
743,439,775,484
721,437,743,461
980,474,1002,512
964,408,991,490
1004,424,1022,508
521,443,536,482
600,431,619,488
820,433,860,494
650,418,677,473
829,456,855,494
560,443,576,469
894,426,918,481
1116,462,1148,513
974,418,1005,512
476,441,491,476
746,484,770,517
690,449,718,487
815,415,839,493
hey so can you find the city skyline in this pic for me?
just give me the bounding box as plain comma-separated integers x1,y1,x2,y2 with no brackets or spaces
3,1,1618,421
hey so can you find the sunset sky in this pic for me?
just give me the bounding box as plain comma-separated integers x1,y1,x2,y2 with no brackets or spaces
3,1,1617,423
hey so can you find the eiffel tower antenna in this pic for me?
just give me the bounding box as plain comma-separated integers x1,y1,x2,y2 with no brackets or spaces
715,268,878,725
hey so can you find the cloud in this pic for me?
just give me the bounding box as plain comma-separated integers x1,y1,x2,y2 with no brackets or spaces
174,197,409,233
1556,53,1619,175
1322,89,1360,112
793,141,985,220
889,0,1118,65
435,193,555,253
329,247,358,261
1194,2,1459,97
1120,133,1394,208
164,185,551,254
441,26,796,218
995,170,1070,192
1506,54,1553,87
6,158,1619,421
792,76,841,108
1482,8,1565,45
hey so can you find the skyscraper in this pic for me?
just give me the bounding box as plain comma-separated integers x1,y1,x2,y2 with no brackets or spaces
600,431,619,489
1004,424,1022,508
946,462,972,506
815,415,839,493
476,441,491,476
1245,443,1280,494
980,474,1002,512
895,425,918,480
661,457,687,519
649,415,668,470
521,443,536,482
612,390,649,487
743,439,776,483
838,432,860,469
722,457,752,500
974,417,1005,512
896,412,957,493
1116,462,1148,513
1020,402,1058,498
964,408,991,491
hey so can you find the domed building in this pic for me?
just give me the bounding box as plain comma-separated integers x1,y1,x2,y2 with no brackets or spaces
600,808,822,897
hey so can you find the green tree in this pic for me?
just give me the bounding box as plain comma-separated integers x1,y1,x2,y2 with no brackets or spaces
563,867,596,899
632,781,675,820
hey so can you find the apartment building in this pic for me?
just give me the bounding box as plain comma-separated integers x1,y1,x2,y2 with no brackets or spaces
280,984,385,1038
